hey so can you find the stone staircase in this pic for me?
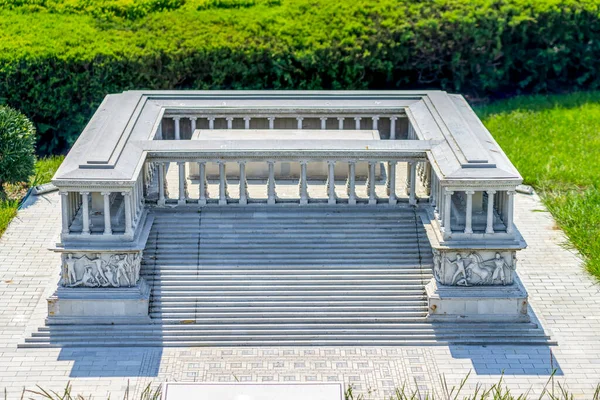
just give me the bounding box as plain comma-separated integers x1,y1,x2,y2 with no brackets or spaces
21,206,553,347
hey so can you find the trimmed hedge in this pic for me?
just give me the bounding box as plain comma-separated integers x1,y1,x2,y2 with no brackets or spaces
0,106,36,194
1,0,599,154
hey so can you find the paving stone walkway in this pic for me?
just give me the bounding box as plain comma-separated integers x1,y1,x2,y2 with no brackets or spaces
0,191,598,399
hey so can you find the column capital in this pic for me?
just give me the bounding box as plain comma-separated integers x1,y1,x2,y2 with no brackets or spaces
354,116,362,121
238,160,247,166
296,116,304,121
327,160,336,166
371,116,380,121
507,190,516,196
444,188,454,195
172,116,181,121
120,191,131,197
487,189,497,195
100,191,111,196
267,116,275,121
320,117,328,121
207,117,215,121
465,190,475,195
225,116,234,121
216,160,227,165
299,160,308,166
389,116,398,121
267,160,276,166
337,117,345,121
243,116,251,121
80,191,90,196
190,116,197,121
59,191,70,197
347,160,356,165
177,161,185,166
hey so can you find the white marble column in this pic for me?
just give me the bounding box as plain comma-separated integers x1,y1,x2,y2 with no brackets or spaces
208,117,215,130
337,117,344,130
122,191,133,237
389,116,397,140
367,161,377,205
198,162,208,206
60,191,70,236
190,117,197,136
506,190,515,233
177,161,187,205
320,117,327,130
347,161,357,205
327,160,336,205
354,117,361,130
158,163,166,206
174,117,181,140
372,116,379,130
464,190,474,234
267,161,276,205
443,189,453,233
409,162,417,206
226,117,233,129
486,190,496,234
296,117,303,130
81,191,90,235
268,117,275,129
387,161,397,205
101,192,112,235
244,117,251,129
218,161,228,205
431,176,437,208
239,161,248,205
299,161,308,205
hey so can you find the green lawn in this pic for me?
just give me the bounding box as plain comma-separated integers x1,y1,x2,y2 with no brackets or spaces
0,155,64,236
477,92,600,279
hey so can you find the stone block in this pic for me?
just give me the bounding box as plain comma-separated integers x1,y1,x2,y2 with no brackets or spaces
426,276,529,322
46,279,151,325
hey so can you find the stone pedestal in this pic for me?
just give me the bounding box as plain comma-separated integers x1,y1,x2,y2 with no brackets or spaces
47,279,151,325
425,277,529,322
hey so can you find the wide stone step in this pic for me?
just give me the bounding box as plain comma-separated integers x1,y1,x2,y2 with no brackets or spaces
148,315,428,323
142,268,431,275
143,273,432,280
35,321,543,332
149,289,426,296
149,300,428,308
147,295,428,302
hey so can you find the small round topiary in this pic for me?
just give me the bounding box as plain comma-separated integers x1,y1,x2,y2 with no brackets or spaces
0,105,36,197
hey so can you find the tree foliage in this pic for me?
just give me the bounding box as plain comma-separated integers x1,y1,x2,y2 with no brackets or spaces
1,0,599,154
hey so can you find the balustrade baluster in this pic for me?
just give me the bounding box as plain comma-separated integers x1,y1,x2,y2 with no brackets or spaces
347,161,357,205
267,161,276,205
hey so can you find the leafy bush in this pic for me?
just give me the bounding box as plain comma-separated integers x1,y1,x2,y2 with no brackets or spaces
1,0,599,154
0,106,36,196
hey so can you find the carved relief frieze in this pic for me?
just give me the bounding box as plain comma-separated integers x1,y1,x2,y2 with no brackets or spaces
432,249,516,286
61,252,142,288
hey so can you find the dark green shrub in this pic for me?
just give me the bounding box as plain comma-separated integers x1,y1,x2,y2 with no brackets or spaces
0,106,36,196
1,0,599,154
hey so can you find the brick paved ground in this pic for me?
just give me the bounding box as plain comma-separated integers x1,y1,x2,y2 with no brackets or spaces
0,191,598,399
